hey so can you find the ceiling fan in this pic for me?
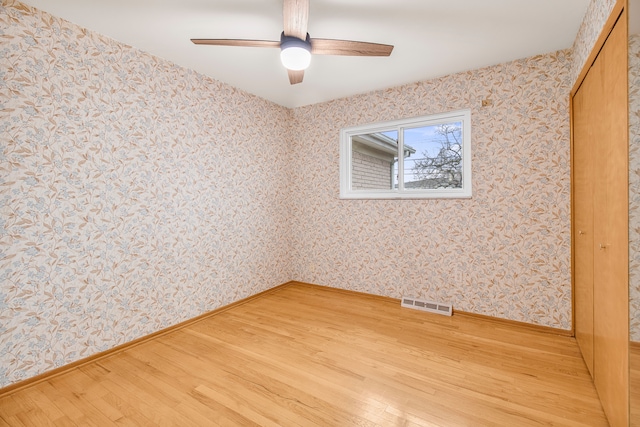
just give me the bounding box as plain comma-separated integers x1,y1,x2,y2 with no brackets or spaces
191,0,394,85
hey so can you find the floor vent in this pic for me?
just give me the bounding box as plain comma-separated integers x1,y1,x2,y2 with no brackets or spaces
401,297,452,316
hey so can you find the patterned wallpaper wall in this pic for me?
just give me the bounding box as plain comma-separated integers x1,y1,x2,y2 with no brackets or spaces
288,51,573,330
0,1,292,387
570,0,617,84
0,0,620,388
630,33,640,342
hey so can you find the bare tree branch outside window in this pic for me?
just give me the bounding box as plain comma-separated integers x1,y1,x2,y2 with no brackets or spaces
409,124,463,189
340,110,471,199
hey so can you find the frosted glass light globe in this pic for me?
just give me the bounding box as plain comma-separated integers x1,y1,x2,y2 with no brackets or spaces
280,46,311,71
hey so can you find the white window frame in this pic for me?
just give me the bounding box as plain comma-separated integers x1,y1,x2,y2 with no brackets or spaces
340,109,472,199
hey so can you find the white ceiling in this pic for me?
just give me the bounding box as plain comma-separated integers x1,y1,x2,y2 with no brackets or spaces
20,0,590,108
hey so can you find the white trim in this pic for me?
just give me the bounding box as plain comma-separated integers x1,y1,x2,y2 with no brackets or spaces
340,109,472,200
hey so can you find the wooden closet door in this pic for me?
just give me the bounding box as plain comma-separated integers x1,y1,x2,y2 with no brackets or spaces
572,10,628,426
573,71,596,377
592,14,629,427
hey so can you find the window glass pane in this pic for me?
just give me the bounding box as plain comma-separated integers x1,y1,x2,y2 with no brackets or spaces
351,131,398,190
340,109,471,199
403,122,463,190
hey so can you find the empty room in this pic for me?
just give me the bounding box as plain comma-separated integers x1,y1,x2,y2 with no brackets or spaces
1,0,637,425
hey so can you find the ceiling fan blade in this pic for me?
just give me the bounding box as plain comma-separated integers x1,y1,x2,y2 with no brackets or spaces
283,0,309,39
311,39,394,56
288,69,304,85
191,39,280,48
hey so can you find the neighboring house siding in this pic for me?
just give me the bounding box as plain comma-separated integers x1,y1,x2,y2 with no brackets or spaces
352,150,392,190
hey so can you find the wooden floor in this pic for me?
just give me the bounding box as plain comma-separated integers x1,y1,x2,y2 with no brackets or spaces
631,343,640,426
0,283,608,426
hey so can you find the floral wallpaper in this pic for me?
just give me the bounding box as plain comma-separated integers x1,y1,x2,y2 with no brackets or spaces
288,50,573,330
630,33,640,342
0,0,620,389
570,0,618,84
0,0,292,387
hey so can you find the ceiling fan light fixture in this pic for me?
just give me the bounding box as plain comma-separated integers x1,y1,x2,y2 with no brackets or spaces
280,32,311,71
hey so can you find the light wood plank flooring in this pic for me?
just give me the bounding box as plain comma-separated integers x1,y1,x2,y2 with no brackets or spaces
631,343,640,426
0,283,607,426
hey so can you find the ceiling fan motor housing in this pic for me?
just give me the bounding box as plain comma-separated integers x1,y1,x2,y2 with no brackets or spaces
280,32,312,70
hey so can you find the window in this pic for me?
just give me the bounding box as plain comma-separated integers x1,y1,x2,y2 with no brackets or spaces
340,109,471,199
